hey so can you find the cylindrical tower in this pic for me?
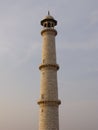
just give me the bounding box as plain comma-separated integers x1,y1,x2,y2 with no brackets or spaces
38,12,61,130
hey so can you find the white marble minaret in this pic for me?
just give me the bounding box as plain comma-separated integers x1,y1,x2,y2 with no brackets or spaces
38,12,61,130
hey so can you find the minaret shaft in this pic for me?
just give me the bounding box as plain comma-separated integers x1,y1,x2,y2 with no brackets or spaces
41,29,57,64
38,13,61,130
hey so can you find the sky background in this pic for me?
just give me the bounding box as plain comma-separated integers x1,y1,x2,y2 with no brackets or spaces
0,0,98,130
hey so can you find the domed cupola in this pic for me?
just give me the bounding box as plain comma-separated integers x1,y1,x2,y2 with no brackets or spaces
41,11,57,28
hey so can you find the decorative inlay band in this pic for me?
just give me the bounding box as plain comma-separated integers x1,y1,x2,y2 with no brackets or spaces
37,100,61,106
39,64,59,70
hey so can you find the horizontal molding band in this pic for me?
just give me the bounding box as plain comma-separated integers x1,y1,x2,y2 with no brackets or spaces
39,64,59,70
41,28,57,36
37,100,61,106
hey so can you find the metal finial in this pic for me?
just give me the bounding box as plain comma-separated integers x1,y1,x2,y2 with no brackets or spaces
48,11,50,15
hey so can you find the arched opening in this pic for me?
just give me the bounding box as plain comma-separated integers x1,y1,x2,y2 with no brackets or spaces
48,22,51,27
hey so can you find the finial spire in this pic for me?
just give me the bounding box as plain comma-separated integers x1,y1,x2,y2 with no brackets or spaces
48,11,50,15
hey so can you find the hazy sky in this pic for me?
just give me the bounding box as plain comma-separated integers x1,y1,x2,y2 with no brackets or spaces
0,0,98,130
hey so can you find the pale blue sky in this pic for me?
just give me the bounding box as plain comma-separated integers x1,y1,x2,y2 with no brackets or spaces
0,0,98,130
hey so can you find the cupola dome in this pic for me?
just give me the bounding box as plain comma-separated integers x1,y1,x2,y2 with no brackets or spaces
41,11,57,27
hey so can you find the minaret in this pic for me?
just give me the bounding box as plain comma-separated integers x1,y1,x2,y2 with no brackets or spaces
38,12,61,130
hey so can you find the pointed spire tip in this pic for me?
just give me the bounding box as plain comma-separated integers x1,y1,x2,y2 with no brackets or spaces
48,11,50,15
